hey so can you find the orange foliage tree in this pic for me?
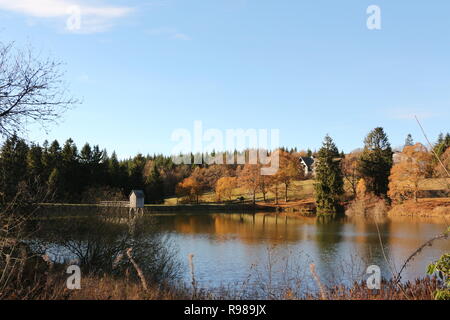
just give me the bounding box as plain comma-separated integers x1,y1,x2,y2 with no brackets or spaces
175,177,203,204
341,151,361,197
237,164,261,204
267,174,282,204
215,177,237,202
276,150,304,202
388,143,433,203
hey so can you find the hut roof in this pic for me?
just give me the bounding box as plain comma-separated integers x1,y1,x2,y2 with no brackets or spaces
130,190,145,198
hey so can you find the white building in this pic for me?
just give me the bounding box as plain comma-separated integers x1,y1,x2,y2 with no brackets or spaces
129,190,145,209
299,156,316,177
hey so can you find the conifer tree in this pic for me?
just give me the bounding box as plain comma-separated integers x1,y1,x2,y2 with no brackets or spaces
405,134,414,147
434,133,450,159
0,134,29,201
314,135,344,215
358,127,393,196
145,165,165,204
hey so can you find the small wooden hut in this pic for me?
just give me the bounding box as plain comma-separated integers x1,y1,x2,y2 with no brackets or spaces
129,190,145,209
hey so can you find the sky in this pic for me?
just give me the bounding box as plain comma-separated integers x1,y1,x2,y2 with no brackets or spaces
1,0,449,158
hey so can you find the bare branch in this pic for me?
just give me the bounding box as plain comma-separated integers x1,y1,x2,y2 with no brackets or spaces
0,41,78,137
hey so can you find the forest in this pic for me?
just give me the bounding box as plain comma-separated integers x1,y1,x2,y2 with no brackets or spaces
0,131,448,213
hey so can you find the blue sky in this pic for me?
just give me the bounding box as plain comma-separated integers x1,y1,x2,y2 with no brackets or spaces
1,0,449,158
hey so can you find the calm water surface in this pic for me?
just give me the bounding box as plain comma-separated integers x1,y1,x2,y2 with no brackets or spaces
37,210,450,295
152,213,449,292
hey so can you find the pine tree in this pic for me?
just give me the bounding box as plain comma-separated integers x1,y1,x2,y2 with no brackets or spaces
0,134,29,201
145,165,165,204
433,132,450,159
60,139,80,201
358,127,393,196
27,143,44,180
314,135,344,215
405,134,414,147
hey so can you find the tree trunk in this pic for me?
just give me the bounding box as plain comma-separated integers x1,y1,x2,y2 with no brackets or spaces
284,184,288,203
253,192,256,204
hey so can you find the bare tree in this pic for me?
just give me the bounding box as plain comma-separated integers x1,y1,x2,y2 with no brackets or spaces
0,41,78,136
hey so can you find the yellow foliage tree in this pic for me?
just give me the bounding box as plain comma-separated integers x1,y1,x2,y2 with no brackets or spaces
388,143,433,203
237,164,261,204
276,150,304,202
215,177,237,202
356,178,367,200
342,152,362,197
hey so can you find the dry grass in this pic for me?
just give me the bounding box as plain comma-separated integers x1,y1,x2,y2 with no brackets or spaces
419,178,450,190
5,273,440,300
302,278,440,300
388,198,450,218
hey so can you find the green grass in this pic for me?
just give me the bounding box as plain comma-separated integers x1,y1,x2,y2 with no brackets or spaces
164,179,316,205
164,177,450,205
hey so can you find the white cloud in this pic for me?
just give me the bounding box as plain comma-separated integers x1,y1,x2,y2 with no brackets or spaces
146,27,191,40
0,0,133,33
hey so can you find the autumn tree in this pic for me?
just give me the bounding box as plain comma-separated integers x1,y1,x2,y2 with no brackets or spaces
277,150,304,202
191,165,231,191
176,177,202,204
267,174,282,204
358,127,393,197
388,143,433,203
341,151,361,198
215,177,237,202
434,147,450,178
237,164,261,204
258,175,271,202
314,135,344,215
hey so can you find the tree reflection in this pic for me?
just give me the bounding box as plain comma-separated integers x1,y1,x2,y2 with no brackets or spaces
31,215,181,285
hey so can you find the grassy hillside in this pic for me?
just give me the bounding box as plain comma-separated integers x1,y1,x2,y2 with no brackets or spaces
164,177,449,206
164,179,316,205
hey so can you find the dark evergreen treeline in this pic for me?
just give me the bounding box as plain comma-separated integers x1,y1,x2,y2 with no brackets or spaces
0,134,305,205
0,135,179,204
1,131,448,206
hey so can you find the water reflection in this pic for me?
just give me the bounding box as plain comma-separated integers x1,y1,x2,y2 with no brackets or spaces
29,209,449,295
29,214,180,284
151,213,449,290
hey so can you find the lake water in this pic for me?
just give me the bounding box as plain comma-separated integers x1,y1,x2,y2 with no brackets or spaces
151,213,449,295
35,210,450,297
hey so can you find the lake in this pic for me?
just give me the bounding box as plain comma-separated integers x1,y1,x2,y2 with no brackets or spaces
152,213,449,295
34,210,450,297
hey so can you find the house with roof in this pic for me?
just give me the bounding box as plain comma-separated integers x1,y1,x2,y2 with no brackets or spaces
299,156,316,177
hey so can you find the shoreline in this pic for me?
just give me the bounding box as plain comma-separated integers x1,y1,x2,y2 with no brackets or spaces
39,199,317,215
387,198,450,218
39,198,450,218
